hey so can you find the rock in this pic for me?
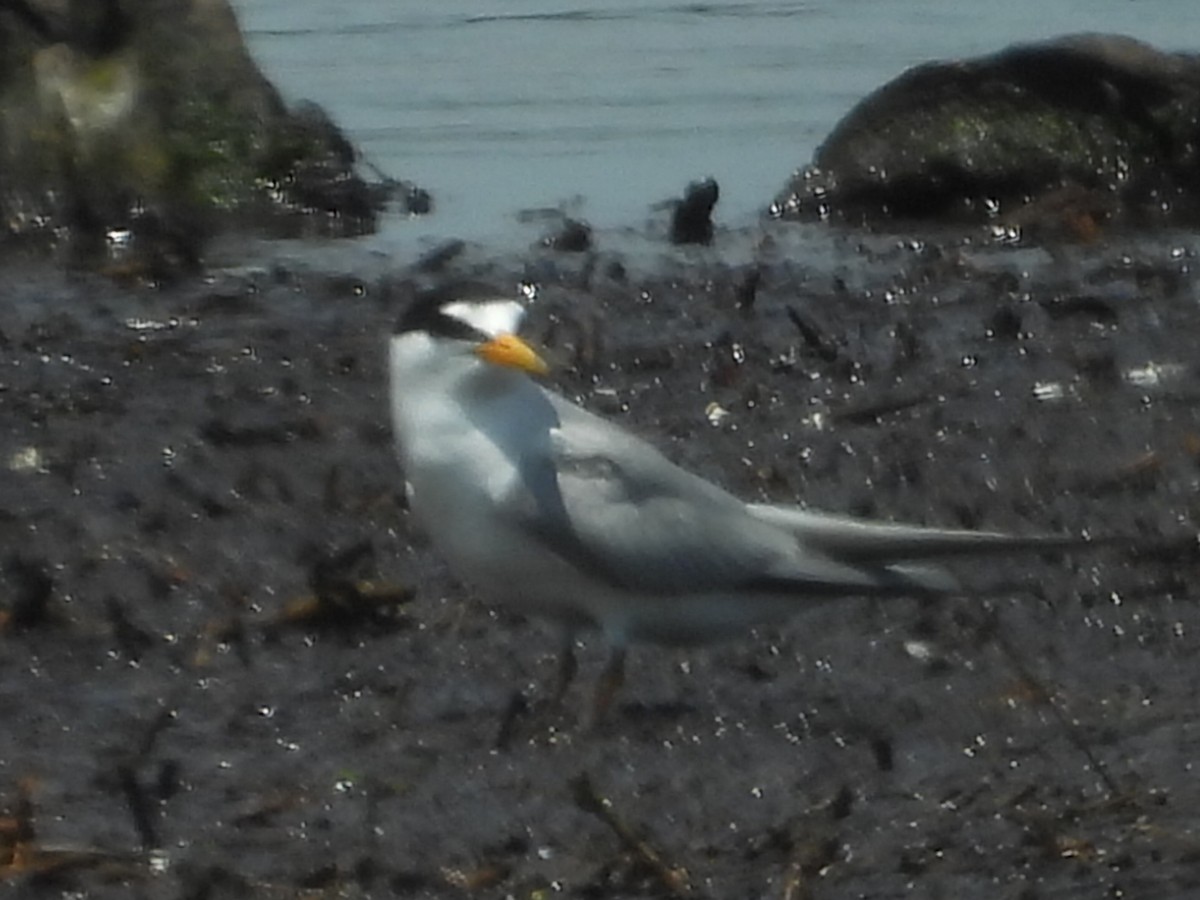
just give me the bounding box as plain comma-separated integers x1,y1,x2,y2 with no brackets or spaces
670,177,720,244
404,184,433,216
542,216,592,253
0,0,404,273
771,34,1200,231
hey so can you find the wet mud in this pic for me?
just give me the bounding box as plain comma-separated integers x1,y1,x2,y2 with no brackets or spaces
1,226,1199,897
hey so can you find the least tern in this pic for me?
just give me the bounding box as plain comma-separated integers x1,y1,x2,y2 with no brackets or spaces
390,293,1076,719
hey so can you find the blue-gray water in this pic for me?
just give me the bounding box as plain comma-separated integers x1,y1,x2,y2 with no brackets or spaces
232,1,1200,251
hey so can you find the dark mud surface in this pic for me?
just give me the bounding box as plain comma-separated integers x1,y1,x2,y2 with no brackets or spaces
2,226,1200,898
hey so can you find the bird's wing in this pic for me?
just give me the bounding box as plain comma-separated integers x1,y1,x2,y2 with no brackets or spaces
507,394,957,596
745,503,1084,560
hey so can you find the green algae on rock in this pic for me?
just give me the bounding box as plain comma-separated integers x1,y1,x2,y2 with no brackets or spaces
0,0,399,273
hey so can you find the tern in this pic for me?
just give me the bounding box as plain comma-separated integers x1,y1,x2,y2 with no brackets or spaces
389,292,1078,720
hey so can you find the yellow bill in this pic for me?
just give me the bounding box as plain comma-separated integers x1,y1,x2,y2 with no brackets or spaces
474,333,550,376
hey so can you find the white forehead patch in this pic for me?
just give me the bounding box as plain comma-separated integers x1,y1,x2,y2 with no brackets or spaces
441,299,526,337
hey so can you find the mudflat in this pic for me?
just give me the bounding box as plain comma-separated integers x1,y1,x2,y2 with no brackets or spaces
1,230,1196,897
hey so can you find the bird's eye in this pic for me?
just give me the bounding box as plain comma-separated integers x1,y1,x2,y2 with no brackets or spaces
395,289,490,340
430,312,489,343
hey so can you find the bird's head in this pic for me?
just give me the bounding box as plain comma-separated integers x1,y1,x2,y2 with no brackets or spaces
391,292,549,379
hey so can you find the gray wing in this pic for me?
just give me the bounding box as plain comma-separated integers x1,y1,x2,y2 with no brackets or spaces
745,504,1086,559
510,393,958,596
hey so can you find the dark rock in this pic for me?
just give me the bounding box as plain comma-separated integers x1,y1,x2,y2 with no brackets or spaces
543,217,592,253
263,100,385,231
670,177,720,244
771,34,1200,230
404,184,433,216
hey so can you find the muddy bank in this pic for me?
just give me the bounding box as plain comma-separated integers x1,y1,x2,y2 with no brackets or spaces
1,226,1199,897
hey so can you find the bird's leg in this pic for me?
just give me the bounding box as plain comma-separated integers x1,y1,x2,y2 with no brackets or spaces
552,628,578,703
591,644,627,725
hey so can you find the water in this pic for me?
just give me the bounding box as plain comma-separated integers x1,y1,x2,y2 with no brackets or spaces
232,0,1200,250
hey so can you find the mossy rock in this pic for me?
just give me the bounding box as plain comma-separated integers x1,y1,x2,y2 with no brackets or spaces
0,0,398,275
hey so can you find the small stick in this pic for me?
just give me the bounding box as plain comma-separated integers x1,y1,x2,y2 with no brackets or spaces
989,619,1122,797
570,772,692,896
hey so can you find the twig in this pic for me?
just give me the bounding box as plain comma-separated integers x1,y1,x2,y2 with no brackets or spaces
570,772,693,896
989,617,1122,797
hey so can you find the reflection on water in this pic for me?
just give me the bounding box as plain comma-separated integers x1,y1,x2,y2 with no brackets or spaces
232,0,1200,247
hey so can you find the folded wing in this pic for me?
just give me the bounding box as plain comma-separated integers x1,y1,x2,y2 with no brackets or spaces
507,394,1033,598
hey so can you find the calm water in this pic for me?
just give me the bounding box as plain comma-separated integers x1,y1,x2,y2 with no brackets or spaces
232,1,1199,250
